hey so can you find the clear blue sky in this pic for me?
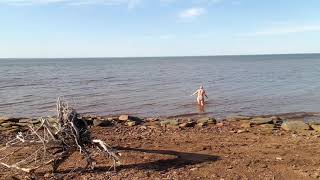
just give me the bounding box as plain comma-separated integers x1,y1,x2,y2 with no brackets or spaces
1,0,320,58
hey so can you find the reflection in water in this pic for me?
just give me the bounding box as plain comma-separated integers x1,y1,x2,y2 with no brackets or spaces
198,104,205,113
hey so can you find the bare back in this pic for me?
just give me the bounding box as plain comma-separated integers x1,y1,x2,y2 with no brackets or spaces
197,89,205,100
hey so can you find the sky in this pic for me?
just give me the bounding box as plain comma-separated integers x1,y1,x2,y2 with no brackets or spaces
0,0,320,58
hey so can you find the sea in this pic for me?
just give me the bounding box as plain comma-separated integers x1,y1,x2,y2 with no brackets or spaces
1,54,320,118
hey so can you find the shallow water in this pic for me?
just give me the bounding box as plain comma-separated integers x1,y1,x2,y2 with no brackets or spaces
1,54,320,118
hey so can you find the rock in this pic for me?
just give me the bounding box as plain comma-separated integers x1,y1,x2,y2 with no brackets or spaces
179,121,195,128
250,117,273,125
216,122,224,127
240,122,251,128
259,124,275,129
140,125,147,130
107,117,114,121
11,126,20,129
281,121,310,132
16,122,30,127
30,119,40,124
237,129,247,133
118,115,142,122
127,121,136,127
119,115,129,121
18,118,33,123
197,117,216,124
196,122,207,127
160,119,179,127
0,116,19,123
311,125,320,132
1,122,13,128
93,119,112,127
226,115,251,122
190,167,198,171
0,116,10,121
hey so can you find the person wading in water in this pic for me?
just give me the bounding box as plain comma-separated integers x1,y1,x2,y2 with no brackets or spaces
191,85,208,112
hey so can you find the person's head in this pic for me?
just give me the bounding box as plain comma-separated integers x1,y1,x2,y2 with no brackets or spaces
200,85,204,89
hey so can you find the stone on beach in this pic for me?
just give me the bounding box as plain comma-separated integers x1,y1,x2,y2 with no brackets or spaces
197,117,217,124
29,119,40,124
93,119,112,127
0,116,20,123
259,124,275,128
281,121,310,132
0,116,10,121
118,115,142,123
15,122,31,127
0,116,11,124
226,115,251,122
240,122,252,128
196,122,207,127
311,125,320,132
1,122,14,128
160,119,179,127
119,115,130,121
250,117,274,125
18,118,33,123
179,121,196,128
127,121,136,127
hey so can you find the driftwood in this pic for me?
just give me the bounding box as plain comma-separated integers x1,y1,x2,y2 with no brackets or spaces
0,97,120,174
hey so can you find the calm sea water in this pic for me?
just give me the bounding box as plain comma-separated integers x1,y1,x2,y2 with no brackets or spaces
1,54,320,118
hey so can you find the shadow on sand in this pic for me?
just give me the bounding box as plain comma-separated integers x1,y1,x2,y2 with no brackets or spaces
51,146,219,176
115,146,220,171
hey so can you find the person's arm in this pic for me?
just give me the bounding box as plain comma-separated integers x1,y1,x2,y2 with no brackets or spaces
204,91,208,98
191,90,198,96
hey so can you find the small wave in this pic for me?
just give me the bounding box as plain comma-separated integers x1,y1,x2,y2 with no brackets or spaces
0,82,45,89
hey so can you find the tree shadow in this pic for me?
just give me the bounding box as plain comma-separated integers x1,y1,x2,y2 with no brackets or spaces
50,146,219,176
115,146,220,171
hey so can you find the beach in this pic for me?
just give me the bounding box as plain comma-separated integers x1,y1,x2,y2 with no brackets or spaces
1,54,320,179
2,0,320,178
1,112,320,179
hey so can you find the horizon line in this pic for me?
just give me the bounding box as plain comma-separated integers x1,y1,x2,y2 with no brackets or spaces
1,52,320,59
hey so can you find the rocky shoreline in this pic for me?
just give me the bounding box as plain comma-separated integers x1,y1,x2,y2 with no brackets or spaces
1,112,320,135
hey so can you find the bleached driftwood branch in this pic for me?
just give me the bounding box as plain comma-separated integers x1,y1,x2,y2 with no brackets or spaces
0,96,121,174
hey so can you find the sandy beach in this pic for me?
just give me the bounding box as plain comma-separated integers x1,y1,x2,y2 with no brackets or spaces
1,112,320,179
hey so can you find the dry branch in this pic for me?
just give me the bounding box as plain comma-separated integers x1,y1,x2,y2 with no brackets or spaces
0,96,120,175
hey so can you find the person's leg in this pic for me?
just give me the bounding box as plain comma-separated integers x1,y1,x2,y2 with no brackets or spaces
200,99,205,106
197,97,201,105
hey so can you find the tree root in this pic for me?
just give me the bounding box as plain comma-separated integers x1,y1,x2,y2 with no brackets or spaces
0,96,121,175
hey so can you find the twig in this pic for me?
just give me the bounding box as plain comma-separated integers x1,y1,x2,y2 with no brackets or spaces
0,97,121,174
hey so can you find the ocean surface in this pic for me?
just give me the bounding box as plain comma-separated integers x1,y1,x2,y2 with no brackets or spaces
1,54,320,118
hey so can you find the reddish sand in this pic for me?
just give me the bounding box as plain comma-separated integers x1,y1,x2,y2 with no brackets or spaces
1,119,320,180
